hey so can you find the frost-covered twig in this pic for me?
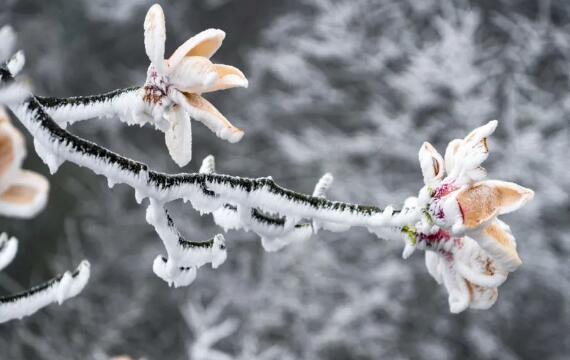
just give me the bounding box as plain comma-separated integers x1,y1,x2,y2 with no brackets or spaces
146,199,227,287
0,259,90,323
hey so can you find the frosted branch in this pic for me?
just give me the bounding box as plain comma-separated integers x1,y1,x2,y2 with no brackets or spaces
0,260,90,323
0,3,535,312
35,87,147,128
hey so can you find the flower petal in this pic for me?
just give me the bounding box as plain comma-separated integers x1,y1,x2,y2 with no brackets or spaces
441,264,471,313
144,4,167,73
484,180,535,216
164,107,193,167
168,56,219,93
177,92,244,143
425,251,443,284
167,29,225,72
444,139,461,176
455,236,508,288
466,282,498,310
457,180,534,229
0,170,49,219
455,259,507,288
201,64,248,93
419,142,444,185
448,120,497,184
0,109,26,193
472,220,522,272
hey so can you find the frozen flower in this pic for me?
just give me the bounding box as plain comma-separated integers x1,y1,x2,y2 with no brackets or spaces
143,4,248,167
413,121,534,312
0,107,48,218
423,231,509,313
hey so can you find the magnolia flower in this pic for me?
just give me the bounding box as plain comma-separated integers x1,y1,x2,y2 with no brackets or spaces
0,107,48,218
413,120,534,312
143,4,248,167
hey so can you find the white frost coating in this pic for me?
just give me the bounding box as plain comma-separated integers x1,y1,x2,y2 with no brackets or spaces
0,27,30,105
0,233,18,271
0,260,90,323
212,205,242,232
261,224,313,252
312,172,334,198
0,82,30,105
199,154,215,174
40,87,146,128
146,200,227,286
153,256,197,288
6,50,25,76
33,139,62,174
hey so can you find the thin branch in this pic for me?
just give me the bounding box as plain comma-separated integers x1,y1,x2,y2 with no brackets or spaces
0,261,90,323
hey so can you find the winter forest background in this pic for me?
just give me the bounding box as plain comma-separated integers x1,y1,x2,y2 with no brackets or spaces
0,0,569,359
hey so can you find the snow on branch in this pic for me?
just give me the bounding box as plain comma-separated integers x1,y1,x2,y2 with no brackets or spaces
1,4,535,313
0,259,90,323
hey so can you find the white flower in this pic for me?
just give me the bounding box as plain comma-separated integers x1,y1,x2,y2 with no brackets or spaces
414,121,534,312
143,4,248,167
0,107,48,218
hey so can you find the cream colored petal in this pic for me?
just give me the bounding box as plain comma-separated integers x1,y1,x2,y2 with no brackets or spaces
466,282,498,310
448,120,497,183
169,56,218,93
464,120,497,144
444,139,462,176
177,92,244,143
472,220,522,272
418,142,444,185
201,64,248,93
0,116,26,193
144,4,167,73
164,107,193,168
484,180,534,216
0,170,49,219
455,236,508,288
455,259,507,288
457,180,533,230
167,29,226,72
441,264,471,313
425,251,443,284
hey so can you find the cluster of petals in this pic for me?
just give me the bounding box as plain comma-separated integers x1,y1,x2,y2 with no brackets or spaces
143,4,248,167
0,107,48,218
413,121,533,313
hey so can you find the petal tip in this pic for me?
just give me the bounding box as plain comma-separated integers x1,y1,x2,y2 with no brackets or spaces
226,128,244,143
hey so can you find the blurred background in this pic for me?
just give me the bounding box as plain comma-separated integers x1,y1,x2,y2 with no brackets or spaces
0,0,569,359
